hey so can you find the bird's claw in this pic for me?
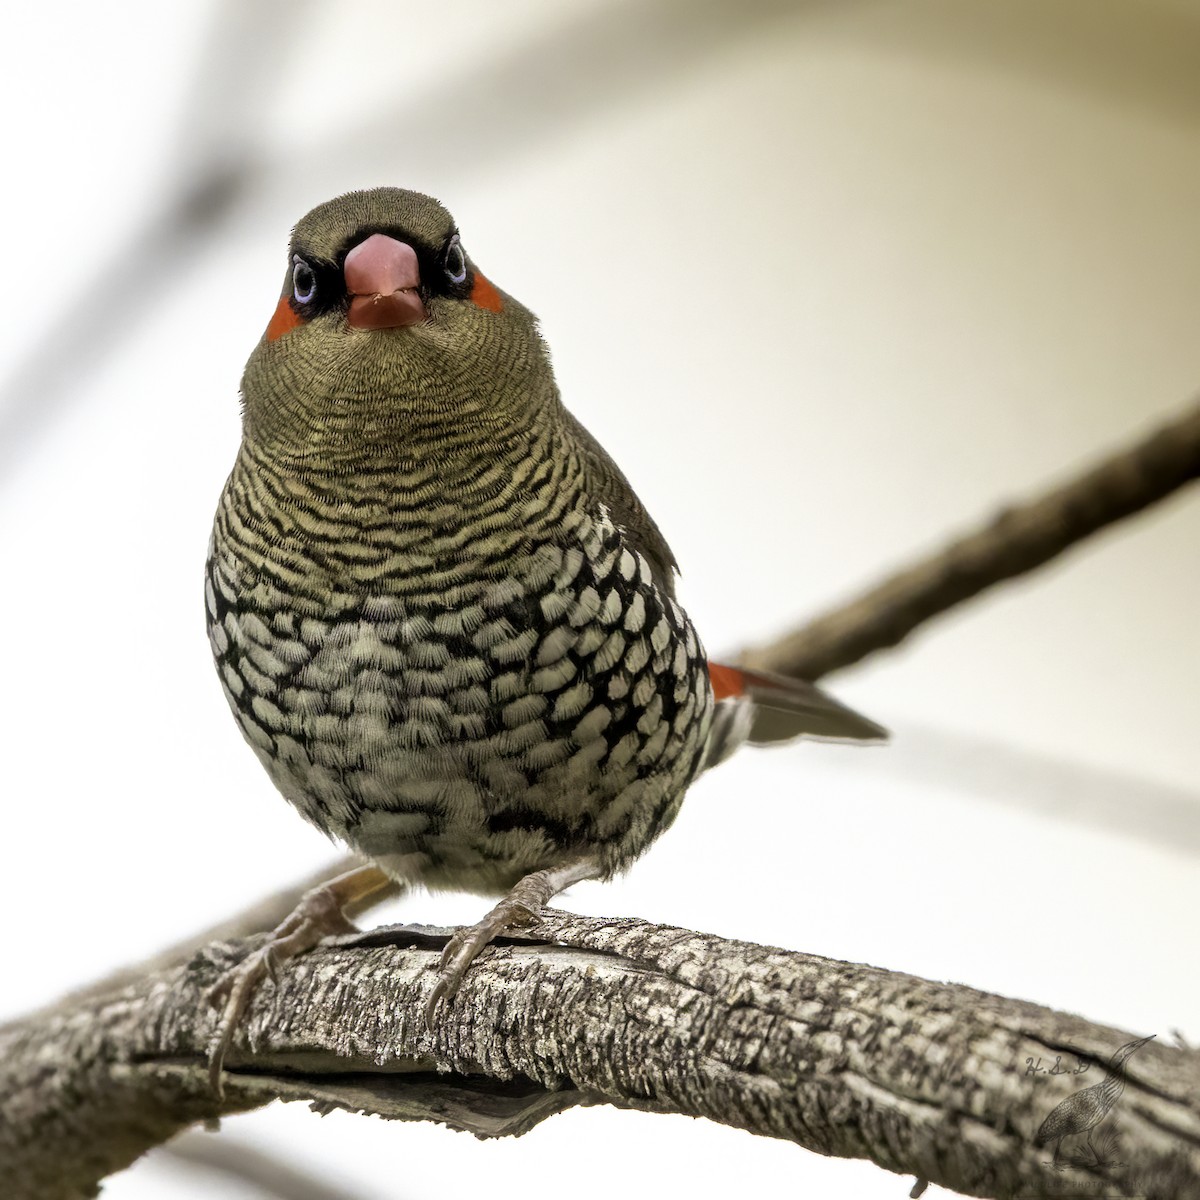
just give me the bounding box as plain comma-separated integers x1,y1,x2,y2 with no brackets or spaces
205,943,276,1099
202,878,367,1098
424,899,540,1029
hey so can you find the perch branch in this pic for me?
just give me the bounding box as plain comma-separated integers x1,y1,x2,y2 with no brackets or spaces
2,915,1197,1200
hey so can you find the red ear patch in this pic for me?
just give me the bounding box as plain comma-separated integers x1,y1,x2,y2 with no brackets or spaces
266,296,304,342
470,272,504,313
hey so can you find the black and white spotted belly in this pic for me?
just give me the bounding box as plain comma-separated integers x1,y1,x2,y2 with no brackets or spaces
206,510,713,892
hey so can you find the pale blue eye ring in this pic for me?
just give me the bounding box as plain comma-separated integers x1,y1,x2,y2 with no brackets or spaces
292,256,317,304
445,235,467,284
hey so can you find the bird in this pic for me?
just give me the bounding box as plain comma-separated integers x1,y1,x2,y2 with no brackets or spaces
204,187,885,1092
1035,1035,1155,1168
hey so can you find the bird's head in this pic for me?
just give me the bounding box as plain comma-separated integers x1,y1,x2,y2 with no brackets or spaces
240,187,554,460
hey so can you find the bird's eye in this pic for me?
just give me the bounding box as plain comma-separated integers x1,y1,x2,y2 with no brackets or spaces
444,235,467,284
292,257,317,305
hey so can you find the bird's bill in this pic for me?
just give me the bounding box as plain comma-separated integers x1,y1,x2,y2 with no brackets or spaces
344,233,428,329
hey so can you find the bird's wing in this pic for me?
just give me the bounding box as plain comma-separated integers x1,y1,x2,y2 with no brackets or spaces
564,410,680,596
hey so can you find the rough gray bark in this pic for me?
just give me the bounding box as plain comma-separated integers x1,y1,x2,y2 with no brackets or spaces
2,914,1197,1200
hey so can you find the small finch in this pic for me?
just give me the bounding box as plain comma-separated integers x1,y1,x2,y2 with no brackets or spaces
205,188,884,1089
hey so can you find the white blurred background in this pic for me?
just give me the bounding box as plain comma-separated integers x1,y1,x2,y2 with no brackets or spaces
1,2,1198,1197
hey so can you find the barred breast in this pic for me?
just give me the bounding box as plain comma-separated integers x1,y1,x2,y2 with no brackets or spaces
206,439,714,894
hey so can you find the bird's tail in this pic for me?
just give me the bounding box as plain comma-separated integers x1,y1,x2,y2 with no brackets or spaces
702,662,887,770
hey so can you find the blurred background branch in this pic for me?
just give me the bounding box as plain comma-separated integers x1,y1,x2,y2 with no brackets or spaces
741,394,1200,680
0,0,318,484
0,0,809,485
12,0,1200,482
162,1132,378,1200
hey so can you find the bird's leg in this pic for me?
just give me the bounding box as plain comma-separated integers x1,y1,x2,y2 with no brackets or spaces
426,858,602,1026
205,864,397,1096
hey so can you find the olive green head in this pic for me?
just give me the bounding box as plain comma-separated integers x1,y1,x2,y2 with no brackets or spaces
241,187,556,460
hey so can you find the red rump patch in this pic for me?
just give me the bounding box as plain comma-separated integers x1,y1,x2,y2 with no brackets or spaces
708,661,746,701
470,272,504,313
266,296,304,342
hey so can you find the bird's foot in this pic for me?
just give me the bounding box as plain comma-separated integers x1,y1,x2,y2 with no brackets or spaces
425,874,550,1026
205,864,393,1097
425,859,601,1027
